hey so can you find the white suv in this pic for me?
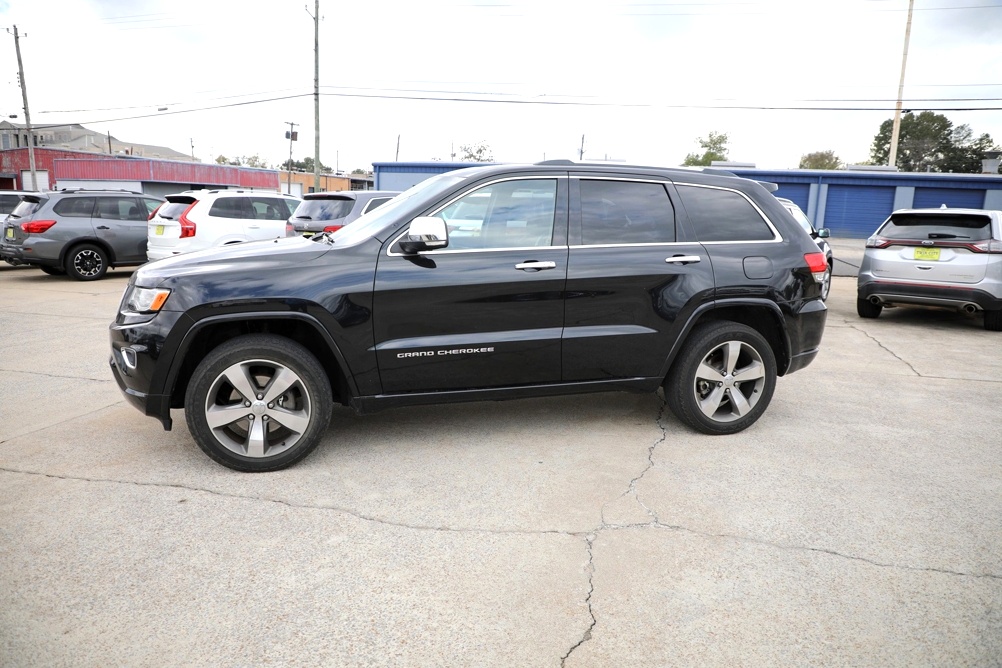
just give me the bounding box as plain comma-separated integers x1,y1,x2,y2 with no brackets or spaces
147,190,301,261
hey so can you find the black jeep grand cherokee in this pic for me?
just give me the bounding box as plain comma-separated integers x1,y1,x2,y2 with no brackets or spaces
110,161,828,471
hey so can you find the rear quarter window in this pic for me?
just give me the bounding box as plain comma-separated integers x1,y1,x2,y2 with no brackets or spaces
53,197,96,217
676,185,776,242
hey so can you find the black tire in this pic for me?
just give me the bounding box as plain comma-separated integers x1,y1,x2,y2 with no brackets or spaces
665,321,777,435
184,334,333,472
985,309,1002,332
857,297,882,319
64,243,108,281
39,266,66,276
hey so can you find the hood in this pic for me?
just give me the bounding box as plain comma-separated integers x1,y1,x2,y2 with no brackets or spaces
135,236,331,286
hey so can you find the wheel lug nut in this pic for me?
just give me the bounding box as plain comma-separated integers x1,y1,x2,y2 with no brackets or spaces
262,416,269,422
248,415,254,420
244,401,251,408
267,403,274,409
257,394,263,400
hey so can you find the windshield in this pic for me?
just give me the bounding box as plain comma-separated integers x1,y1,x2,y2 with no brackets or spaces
331,172,470,245
292,197,354,221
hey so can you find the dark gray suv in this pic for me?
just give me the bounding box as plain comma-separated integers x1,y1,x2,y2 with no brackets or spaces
1,189,164,280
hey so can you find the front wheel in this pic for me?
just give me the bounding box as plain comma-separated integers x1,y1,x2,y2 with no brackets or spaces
665,321,777,435
185,334,333,472
985,309,1002,332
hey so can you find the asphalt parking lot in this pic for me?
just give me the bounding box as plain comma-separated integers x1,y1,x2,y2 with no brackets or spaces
1,244,1000,667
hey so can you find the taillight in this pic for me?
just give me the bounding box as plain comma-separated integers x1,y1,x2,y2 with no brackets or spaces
21,220,57,234
178,202,198,238
971,239,1002,254
866,236,892,248
804,251,828,283
148,203,163,221
322,224,343,233
285,222,295,237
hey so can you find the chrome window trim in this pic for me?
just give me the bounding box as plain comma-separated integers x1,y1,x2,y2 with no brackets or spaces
569,241,693,250
673,181,783,243
385,175,566,258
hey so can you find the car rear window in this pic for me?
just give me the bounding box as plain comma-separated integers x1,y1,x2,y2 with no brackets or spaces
157,202,194,220
881,213,992,241
8,198,41,218
291,198,354,221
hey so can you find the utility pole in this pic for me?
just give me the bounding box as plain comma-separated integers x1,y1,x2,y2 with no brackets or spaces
10,26,38,190
888,0,914,169
285,121,299,194
190,138,195,160
306,1,321,191
579,134,585,160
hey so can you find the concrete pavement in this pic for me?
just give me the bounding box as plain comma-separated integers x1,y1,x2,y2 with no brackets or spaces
0,261,1000,667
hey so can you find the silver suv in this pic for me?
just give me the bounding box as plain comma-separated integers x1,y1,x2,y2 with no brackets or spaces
857,208,1002,331
289,190,399,236
1,189,164,280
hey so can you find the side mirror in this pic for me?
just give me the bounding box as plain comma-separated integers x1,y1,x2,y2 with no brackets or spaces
816,227,831,239
399,216,448,254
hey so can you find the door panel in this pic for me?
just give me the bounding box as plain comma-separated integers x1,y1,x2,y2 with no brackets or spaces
372,177,568,393
94,196,148,262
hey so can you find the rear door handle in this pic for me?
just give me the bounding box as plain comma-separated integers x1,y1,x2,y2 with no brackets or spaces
665,255,700,264
515,261,556,271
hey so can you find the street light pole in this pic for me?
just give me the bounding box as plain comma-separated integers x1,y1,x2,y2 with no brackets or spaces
285,121,298,194
311,0,321,192
11,25,38,190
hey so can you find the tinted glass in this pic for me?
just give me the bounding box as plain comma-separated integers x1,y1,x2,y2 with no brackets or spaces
292,198,354,221
580,180,675,245
158,202,192,220
53,197,96,217
783,203,815,234
250,198,292,220
676,185,775,242
143,198,162,215
96,197,145,220
0,195,21,214
437,179,557,250
361,197,393,214
881,213,991,241
208,198,248,219
9,199,41,218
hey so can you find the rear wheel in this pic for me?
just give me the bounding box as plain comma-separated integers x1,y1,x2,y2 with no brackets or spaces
857,297,882,319
185,334,332,472
665,321,777,435
985,309,1002,332
65,243,108,281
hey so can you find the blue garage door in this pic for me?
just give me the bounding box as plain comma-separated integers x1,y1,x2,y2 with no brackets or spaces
912,187,985,210
822,185,895,238
775,183,810,213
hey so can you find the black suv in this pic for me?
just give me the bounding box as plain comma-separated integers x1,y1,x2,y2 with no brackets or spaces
109,162,829,471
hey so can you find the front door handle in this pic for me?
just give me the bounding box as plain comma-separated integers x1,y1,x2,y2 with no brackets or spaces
665,255,701,264
96,225,110,230
515,261,556,271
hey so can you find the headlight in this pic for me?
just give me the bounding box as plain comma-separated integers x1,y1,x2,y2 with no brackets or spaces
126,286,171,313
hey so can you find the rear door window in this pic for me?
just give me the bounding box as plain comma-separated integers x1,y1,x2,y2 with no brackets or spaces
676,185,776,242
880,213,991,241
580,179,675,245
96,197,146,221
251,197,294,220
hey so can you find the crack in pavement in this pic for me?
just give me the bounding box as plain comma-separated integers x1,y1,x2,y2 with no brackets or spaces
599,399,667,527
561,533,596,667
849,324,921,375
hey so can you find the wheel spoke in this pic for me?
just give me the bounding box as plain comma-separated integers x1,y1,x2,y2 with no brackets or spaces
269,407,310,434
220,362,259,403
734,359,765,382
697,385,726,418
205,403,248,430
245,418,267,458
728,388,753,417
695,361,721,382
263,366,300,405
722,341,743,374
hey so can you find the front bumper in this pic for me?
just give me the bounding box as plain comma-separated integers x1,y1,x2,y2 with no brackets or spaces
109,311,184,430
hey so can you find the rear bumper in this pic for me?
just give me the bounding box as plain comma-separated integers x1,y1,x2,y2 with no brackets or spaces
0,242,60,268
858,280,1002,312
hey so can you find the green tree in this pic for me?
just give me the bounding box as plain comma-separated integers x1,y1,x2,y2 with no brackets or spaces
351,168,368,175
870,111,999,173
799,150,842,170
215,154,241,166
459,141,494,162
681,131,729,166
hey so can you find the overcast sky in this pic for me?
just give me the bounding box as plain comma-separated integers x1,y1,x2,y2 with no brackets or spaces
2,0,1000,173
